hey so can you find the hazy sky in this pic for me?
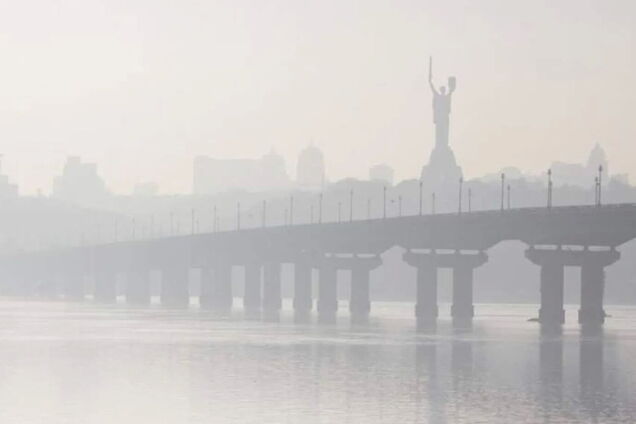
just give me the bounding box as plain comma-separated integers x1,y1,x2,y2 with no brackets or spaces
0,0,634,195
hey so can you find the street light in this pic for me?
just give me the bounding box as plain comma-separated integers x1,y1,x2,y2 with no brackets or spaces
547,169,553,209
237,202,241,230
458,176,463,214
398,195,402,217
598,165,603,206
262,200,267,228
500,173,505,212
349,189,354,222
468,188,472,213
338,202,342,223
289,195,294,225
383,186,387,219
318,193,323,224
507,184,511,210
419,180,423,216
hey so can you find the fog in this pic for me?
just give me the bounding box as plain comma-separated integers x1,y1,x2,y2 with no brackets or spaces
1,1,636,423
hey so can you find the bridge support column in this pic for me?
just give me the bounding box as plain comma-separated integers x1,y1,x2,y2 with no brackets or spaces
403,252,439,328
94,270,117,303
126,268,151,305
161,266,190,308
262,262,282,320
317,262,338,324
293,261,312,322
349,257,382,324
578,250,618,326
243,263,262,319
212,264,233,314
450,252,487,327
526,248,567,326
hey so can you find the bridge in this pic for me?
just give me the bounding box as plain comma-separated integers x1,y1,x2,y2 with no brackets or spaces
2,203,635,328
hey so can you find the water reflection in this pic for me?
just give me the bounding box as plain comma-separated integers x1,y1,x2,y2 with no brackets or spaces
0,301,635,423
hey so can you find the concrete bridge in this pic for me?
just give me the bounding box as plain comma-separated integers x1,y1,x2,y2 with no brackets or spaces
2,203,636,328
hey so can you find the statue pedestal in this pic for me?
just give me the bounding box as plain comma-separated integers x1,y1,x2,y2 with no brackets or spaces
420,144,463,187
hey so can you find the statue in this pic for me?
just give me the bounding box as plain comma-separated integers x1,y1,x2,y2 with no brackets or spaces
428,57,456,148
420,57,462,188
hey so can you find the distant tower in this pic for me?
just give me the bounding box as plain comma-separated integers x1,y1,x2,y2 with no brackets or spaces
296,144,325,190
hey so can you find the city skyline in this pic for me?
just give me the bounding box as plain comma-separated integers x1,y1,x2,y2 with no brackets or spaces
0,0,633,195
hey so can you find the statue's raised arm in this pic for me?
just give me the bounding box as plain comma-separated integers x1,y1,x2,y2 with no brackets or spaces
429,56,439,95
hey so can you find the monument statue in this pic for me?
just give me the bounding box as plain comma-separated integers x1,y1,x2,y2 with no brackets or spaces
420,57,463,187
429,57,456,148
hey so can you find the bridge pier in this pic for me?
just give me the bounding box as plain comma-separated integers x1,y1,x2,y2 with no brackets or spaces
450,252,487,327
262,262,282,321
526,248,566,327
579,251,619,326
94,270,117,303
348,257,381,324
243,263,262,319
317,260,338,324
207,264,233,314
293,260,313,322
526,247,619,327
404,252,439,328
126,268,151,305
161,266,189,308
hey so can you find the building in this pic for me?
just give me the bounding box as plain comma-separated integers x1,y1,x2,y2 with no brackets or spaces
0,156,18,199
369,164,394,186
193,149,291,194
52,156,108,205
550,143,609,188
296,144,325,190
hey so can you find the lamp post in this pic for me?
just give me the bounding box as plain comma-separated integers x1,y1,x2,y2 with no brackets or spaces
594,177,599,206
458,176,463,214
289,195,294,226
191,209,195,235
349,189,354,222
383,186,387,219
262,200,267,228
432,192,436,215
318,193,323,224
500,173,505,212
398,195,402,217
419,180,423,216
547,169,553,209
468,188,472,213
598,165,603,206
237,202,241,230
507,185,511,210
338,202,342,223
367,198,371,220
310,204,314,224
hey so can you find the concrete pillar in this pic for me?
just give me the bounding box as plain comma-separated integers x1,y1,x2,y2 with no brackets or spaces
262,262,282,320
317,262,338,323
540,263,565,325
126,268,151,305
212,264,233,314
200,267,214,309
451,265,474,324
350,264,371,324
161,266,190,308
403,252,439,327
579,264,606,326
94,270,117,303
526,248,566,327
243,263,262,318
293,261,312,321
